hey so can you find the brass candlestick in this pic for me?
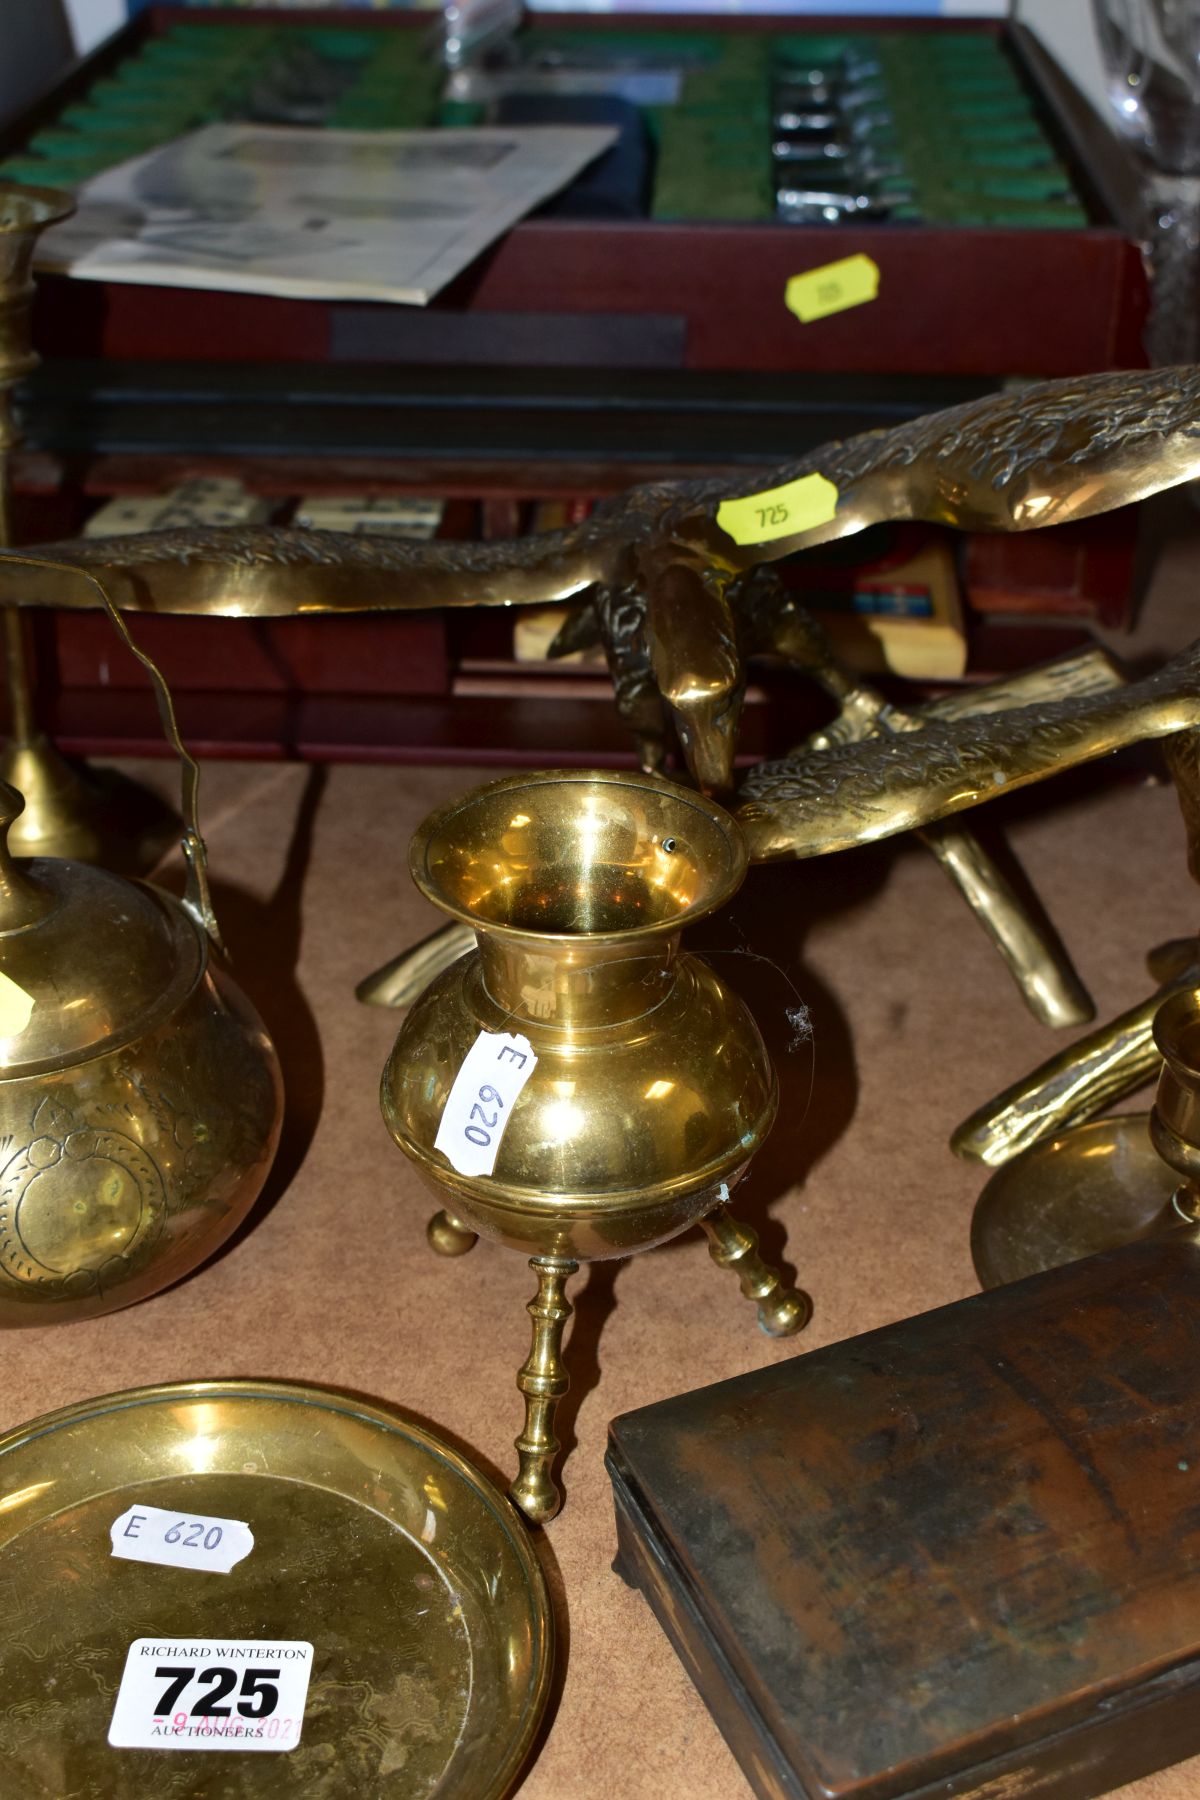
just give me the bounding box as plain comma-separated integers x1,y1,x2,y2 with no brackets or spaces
970,986,1200,1289
0,181,175,869
380,769,807,1522
0,183,95,858
962,723,1200,1284
1150,986,1200,1215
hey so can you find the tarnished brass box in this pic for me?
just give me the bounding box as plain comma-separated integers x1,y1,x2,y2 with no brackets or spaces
609,1238,1200,1800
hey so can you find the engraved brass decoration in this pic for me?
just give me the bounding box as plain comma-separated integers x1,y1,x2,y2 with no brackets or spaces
0,1099,168,1295
0,362,1198,801
380,769,808,1522
3,366,1200,1026
736,640,1200,859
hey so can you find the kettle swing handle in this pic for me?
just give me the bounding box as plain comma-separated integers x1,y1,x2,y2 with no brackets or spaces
0,552,224,953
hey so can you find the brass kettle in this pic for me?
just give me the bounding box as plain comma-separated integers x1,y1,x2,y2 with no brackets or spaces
0,777,282,1325
0,554,282,1326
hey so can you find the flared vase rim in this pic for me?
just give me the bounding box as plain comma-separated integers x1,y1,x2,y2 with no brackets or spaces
409,767,748,947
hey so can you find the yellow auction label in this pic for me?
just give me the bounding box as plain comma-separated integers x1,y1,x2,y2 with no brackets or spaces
716,472,839,546
0,970,34,1037
785,253,880,324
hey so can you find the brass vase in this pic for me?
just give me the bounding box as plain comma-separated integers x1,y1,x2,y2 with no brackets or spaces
381,769,808,1521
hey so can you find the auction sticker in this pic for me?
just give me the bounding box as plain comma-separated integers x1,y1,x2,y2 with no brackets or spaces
716,471,839,547
110,1504,254,1575
784,252,880,323
108,1638,313,1752
435,1029,538,1177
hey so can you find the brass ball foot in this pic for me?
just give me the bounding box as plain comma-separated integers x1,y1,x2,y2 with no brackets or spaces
756,1288,812,1338
508,1467,563,1526
427,1210,478,1257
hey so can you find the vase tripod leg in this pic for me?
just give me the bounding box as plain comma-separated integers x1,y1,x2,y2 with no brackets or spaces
510,1255,578,1525
701,1202,810,1337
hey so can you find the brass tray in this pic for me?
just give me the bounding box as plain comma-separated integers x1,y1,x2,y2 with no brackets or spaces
0,1379,553,1798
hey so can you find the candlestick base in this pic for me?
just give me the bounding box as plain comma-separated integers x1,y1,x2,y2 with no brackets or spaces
0,734,178,872
971,1114,1179,1288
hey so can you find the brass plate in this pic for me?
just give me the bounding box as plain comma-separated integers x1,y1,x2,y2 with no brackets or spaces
971,1113,1179,1289
0,1379,553,1798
